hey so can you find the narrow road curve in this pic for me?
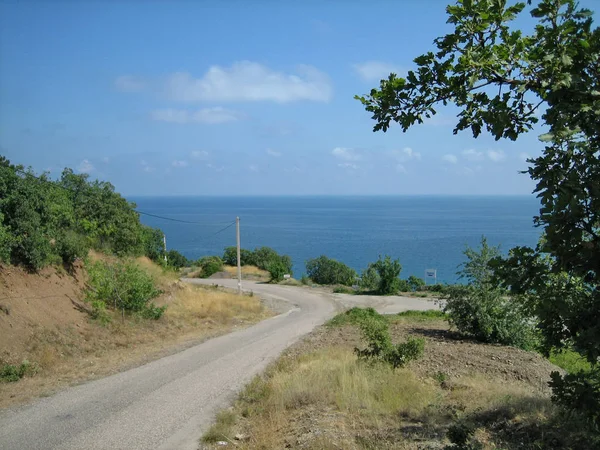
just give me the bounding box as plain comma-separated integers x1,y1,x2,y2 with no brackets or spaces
0,280,336,450
0,280,437,450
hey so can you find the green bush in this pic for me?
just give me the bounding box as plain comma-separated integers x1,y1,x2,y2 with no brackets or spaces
0,158,169,271
407,275,426,292
306,255,357,286
359,265,380,291
1,361,36,383
327,307,384,327
300,274,311,285
223,246,254,266
397,279,410,292
371,255,402,295
355,317,425,369
167,249,189,269
443,238,538,350
333,285,355,294
443,285,538,350
267,259,287,283
86,260,164,319
549,367,600,429
197,256,223,278
56,230,89,265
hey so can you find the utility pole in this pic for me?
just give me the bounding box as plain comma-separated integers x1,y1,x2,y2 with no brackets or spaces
236,216,242,294
163,234,168,263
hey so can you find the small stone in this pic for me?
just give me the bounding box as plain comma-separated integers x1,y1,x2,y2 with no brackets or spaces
234,433,248,441
216,441,228,446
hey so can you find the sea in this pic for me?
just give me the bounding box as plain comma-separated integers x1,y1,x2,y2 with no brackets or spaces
130,196,542,284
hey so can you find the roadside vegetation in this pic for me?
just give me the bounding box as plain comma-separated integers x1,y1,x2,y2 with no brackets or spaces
203,308,595,449
0,159,273,406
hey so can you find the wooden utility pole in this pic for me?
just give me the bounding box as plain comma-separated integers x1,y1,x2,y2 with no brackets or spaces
163,234,168,263
236,216,242,294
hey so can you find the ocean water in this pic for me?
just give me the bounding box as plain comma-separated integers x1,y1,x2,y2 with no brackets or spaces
130,196,542,284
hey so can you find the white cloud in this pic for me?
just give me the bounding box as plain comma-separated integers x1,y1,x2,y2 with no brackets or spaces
171,160,188,168
519,152,531,162
164,61,332,103
77,159,94,173
207,163,225,172
266,148,282,157
151,107,241,124
338,162,359,170
140,160,155,173
396,164,407,174
332,147,361,161
442,154,458,164
115,75,146,92
487,150,506,162
353,61,404,81
462,149,485,161
190,150,209,159
249,164,259,172
390,147,421,162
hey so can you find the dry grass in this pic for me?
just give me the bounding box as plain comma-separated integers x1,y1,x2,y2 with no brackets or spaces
165,283,266,324
223,265,270,281
0,258,271,408
201,318,596,450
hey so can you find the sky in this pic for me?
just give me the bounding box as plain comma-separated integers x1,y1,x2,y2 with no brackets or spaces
1,0,597,196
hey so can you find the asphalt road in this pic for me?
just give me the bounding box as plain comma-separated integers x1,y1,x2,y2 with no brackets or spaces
0,279,437,450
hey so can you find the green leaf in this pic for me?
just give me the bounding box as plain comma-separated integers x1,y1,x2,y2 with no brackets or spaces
539,133,554,142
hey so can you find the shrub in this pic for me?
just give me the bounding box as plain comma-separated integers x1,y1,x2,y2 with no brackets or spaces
407,275,426,292
267,259,287,283
56,230,88,265
443,285,538,350
327,307,384,327
86,260,164,319
550,367,600,429
305,255,357,286
442,237,538,350
166,249,189,269
355,317,425,369
359,265,380,291
371,255,402,295
1,361,36,383
397,279,410,292
198,256,223,278
300,275,311,285
222,246,254,266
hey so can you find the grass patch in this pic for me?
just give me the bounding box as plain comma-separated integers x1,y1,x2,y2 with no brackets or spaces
549,348,593,374
223,265,270,281
332,285,356,294
1,361,37,383
326,307,384,327
203,409,237,444
391,309,446,322
202,345,597,450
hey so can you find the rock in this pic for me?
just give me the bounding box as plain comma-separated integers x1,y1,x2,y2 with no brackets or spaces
234,433,249,441
216,441,228,446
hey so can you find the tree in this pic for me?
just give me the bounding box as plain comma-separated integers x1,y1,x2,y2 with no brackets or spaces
444,238,537,349
356,0,599,421
371,255,402,295
306,255,357,286
407,275,426,292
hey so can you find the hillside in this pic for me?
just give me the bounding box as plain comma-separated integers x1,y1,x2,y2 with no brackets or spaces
0,256,271,407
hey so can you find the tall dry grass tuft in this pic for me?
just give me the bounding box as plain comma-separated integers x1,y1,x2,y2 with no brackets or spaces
166,284,267,324
223,265,270,280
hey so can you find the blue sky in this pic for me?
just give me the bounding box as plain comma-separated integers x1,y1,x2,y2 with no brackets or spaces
1,0,596,196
